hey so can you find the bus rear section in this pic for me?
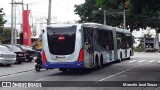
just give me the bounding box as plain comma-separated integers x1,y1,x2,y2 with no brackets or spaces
42,25,84,70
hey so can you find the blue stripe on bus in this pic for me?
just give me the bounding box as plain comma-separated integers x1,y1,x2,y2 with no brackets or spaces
43,61,84,68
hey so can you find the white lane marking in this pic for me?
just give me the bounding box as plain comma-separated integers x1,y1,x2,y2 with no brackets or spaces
128,60,137,63
35,76,52,81
148,60,155,62
96,64,144,82
0,69,34,79
158,61,160,63
138,60,146,63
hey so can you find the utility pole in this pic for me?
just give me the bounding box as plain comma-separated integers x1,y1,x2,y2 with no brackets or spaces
123,9,126,29
21,0,24,45
104,10,106,25
26,4,29,10
11,1,23,44
11,0,14,44
124,0,129,29
47,0,52,25
14,4,17,44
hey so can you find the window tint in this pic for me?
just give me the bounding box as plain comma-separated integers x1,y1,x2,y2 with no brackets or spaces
117,32,126,49
47,26,76,55
97,30,114,50
126,34,133,48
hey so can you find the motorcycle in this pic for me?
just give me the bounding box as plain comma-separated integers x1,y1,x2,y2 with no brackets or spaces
34,50,47,72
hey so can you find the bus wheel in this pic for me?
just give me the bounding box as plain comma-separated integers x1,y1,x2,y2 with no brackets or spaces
35,65,41,72
99,55,103,68
118,53,122,62
94,56,99,70
126,51,131,60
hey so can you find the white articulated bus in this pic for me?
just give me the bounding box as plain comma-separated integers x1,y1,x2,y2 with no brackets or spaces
41,23,133,71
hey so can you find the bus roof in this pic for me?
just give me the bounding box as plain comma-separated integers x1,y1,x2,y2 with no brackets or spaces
46,23,131,34
82,23,115,30
47,24,80,28
116,28,131,34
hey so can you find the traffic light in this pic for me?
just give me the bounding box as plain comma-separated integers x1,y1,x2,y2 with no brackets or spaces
124,0,129,9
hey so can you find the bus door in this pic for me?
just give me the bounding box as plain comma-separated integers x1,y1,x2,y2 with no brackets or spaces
84,28,94,67
109,31,113,61
124,34,127,57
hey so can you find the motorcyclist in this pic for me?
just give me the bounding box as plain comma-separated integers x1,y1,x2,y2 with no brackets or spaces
35,49,42,72
35,49,42,65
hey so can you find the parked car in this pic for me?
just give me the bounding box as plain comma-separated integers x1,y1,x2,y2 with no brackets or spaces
15,44,35,62
3,45,26,64
0,45,16,66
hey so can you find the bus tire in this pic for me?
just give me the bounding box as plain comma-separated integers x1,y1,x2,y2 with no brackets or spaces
94,55,99,70
99,55,103,68
126,51,131,60
118,52,122,62
35,65,41,72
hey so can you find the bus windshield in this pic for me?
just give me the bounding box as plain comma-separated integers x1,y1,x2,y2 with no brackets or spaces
47,26,76,55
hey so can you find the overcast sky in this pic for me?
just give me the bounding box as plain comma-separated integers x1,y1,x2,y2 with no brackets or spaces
0,0,85,25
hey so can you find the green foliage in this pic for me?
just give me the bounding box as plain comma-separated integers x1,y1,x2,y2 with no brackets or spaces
96,0,125,10
127,0,160,32
134,44,145,52
0,8,6,28
0,8,8,43
0,28,11,44
74,0,124,26
74,0,103,23
74,0,160,33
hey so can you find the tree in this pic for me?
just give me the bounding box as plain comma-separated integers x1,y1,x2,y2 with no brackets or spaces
127,0,160,32
74,0,104,23
0,28,11,44
96,0,160,32
74,0,127,29
0,8,6,31
75,0,160,32
126,0,160,49
96,0,128,27
0,8,7,43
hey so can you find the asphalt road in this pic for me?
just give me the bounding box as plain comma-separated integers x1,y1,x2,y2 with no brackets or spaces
0,52,160,90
